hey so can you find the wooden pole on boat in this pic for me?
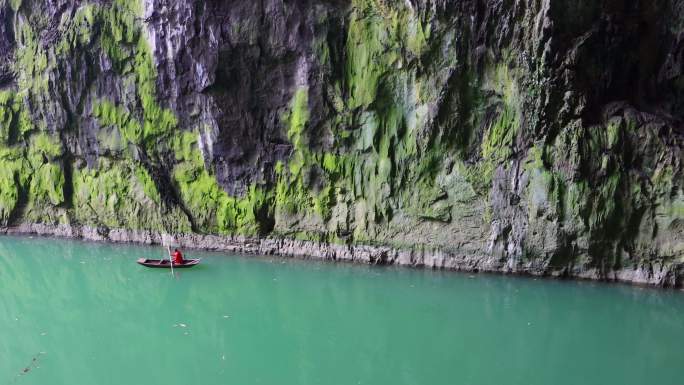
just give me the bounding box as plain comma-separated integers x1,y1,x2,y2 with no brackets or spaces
168,245,174,276
163,234,174,276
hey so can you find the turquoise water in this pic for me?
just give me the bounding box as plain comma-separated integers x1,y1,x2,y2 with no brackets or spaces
0,235,683,385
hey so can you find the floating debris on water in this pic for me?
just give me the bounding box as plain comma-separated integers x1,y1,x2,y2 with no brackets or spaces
11,352,45,382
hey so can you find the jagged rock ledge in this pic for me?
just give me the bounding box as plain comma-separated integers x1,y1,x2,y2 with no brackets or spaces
1,223,681,288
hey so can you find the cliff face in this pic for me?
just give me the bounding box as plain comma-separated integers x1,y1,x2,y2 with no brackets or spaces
0,0,682,284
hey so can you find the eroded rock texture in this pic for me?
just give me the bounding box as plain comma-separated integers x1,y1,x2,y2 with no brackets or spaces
0,0,682,284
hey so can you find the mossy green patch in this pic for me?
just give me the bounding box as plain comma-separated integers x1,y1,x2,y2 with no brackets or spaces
482,105,518,161
9,0,22,11
134,166,161,204
28,132,63,165
171,129,273,235
285,88,309,151
345,0,431,109
0,155,29,223
171,131,205,165
29,163,65,207
587,172,622,231
0,91,19,144
0,166,20,222
15,20,50,97
345,9,387,109
275,87,359,224
56,4,99,55
98,0,177,143
92,99,143,144
173,161,274,235
72,158,176,231
218,185,274,236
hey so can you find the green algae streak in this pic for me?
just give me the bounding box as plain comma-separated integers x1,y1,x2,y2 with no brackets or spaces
1,235,683,385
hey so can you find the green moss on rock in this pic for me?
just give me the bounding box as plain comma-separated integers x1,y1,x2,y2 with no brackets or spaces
171,129,273,235
72,158,176,231
0,91,19,144
29,163,65,207
134,166,161,204
98,0,177,143
0,155,29,223
28,133,63,164
92,99,142,145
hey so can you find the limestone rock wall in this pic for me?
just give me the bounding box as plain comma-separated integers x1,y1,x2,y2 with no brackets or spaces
0,0,682,284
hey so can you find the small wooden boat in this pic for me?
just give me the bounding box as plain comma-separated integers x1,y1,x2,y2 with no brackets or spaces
137,258,201,268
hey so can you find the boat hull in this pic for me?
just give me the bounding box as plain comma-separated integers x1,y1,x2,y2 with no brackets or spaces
137,258,201,268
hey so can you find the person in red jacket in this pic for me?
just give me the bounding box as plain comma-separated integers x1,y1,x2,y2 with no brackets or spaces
171,248,184,265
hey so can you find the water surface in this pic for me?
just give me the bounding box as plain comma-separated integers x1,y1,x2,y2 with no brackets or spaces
0,235,682,385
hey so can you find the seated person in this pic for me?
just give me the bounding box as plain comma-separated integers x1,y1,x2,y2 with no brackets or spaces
171,248,184,265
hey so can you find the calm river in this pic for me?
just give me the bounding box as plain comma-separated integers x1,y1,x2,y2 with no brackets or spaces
1,235,682,384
